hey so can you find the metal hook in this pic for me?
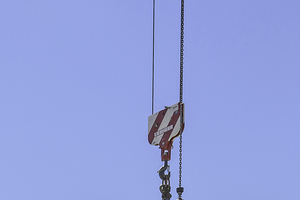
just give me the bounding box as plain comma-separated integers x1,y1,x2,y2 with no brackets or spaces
158,160,170,181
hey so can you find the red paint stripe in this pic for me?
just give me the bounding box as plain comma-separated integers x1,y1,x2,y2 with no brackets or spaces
148,108,167,144
159,103,181,147
169,103,184,142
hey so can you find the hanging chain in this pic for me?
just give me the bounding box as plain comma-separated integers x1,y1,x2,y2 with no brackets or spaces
160,173,172,200
179,0,184,105
177,0,184,199
158,160,172,200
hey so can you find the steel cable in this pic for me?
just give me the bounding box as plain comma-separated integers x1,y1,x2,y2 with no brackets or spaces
151,0,155,114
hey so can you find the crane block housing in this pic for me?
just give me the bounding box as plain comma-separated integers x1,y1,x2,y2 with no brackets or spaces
148,102,185,160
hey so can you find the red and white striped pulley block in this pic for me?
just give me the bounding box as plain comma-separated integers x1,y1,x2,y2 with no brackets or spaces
148,102,185,161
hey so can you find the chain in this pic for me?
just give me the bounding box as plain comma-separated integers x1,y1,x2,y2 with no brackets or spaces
179,0,184,187
160,174,172,200
177,0,184,199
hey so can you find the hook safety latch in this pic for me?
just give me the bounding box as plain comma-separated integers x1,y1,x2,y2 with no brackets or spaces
158,160,170,181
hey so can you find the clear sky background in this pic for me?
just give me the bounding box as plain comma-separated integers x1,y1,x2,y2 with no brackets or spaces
1,0,299,199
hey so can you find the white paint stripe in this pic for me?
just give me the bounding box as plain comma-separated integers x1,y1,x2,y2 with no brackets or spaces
151,133,163,146
148,112,158,132
158,103,178,131
169,117,181,141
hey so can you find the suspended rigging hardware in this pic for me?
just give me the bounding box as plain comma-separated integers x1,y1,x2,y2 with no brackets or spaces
149,0,185,199
148,103,185,161
148,103,185,198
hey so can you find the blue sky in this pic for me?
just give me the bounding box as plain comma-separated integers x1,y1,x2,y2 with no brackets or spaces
1,0,300,199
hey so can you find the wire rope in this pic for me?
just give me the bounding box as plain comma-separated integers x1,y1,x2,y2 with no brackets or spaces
151,0,156,114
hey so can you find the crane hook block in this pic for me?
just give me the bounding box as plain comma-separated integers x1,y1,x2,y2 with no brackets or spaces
148,102,185,161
